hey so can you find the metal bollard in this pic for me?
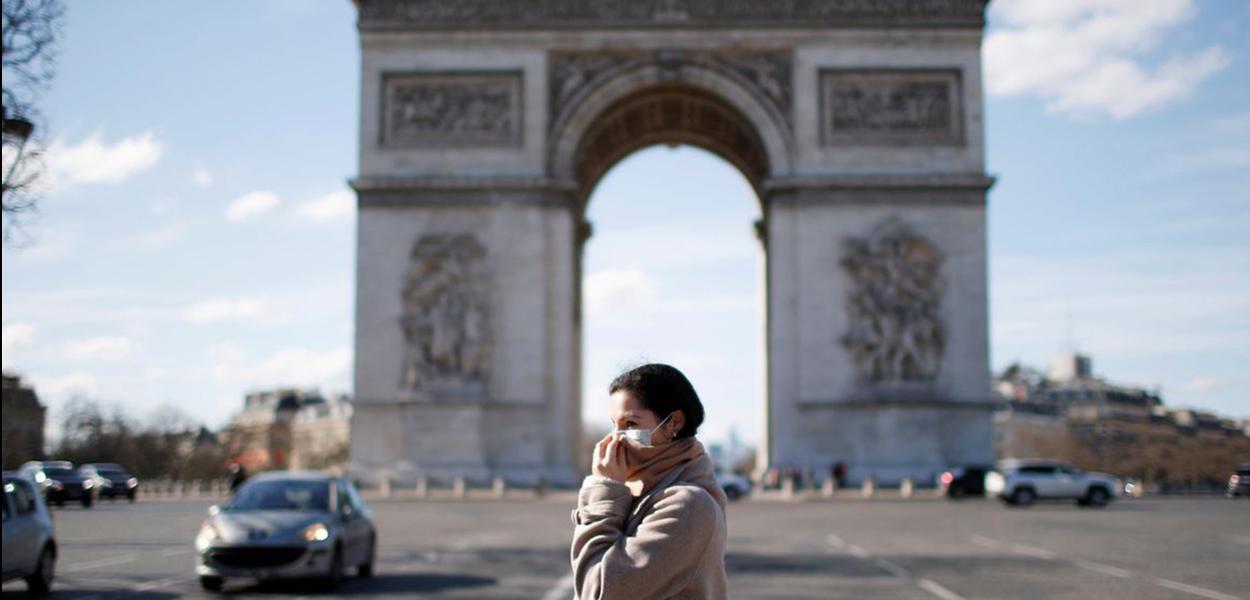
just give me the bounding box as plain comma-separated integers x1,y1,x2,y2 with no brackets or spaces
900,477,914,499
822,476,837,498
453,476,467,499
416,476,428,499
781,476,795,500
492,476,506,499
861,476,876,498
379,477,392,499
535,475,547,498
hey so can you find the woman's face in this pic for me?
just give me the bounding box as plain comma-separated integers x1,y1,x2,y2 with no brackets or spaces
609,390,682,445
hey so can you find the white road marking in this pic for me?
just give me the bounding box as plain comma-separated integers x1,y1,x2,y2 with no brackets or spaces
133,574,195,592
969,534,1004,549
540,572,575,600
917,578,966,600
160,546,192,557
1008,543,1056,560
1156,578,1243,600
61,555,136,572
826,534,846,549
874,558,911,579
847,544,871,559
1073,559,1131,579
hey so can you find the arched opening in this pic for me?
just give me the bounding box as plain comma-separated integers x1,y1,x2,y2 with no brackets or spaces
569,84,771,473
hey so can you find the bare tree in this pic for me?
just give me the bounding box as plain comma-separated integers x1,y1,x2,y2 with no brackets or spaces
2,0,64,243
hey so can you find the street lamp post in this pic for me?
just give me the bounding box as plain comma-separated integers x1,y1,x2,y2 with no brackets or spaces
2,107,37,197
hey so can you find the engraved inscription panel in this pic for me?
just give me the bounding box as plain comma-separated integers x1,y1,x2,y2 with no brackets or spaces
383,72,522,147
820,70,962,146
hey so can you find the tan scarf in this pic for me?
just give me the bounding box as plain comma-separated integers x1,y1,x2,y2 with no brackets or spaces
621,436,706,497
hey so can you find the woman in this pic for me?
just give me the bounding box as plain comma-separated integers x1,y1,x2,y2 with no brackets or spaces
571,363,729,600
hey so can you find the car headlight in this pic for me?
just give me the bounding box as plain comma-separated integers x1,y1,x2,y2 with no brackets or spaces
196,523,221,547
83,480,94,489
300,523,331,543
127,478,138,487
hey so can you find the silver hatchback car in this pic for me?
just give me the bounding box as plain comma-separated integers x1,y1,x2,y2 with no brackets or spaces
3,472,57,595
194,471,376,591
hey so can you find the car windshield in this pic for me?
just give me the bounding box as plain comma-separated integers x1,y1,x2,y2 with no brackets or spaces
228,480,329,512
44,468,75,477
98,469,127,477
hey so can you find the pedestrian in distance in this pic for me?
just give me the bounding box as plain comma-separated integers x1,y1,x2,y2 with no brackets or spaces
570,363,729,599
227,462,248,495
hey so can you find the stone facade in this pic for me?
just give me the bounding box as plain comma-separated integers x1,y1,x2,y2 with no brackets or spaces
350,1,995,485
1,374,46,469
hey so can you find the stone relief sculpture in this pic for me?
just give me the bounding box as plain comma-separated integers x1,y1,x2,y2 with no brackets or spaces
820,70,962,146
840,219,945,382
399,233,492,394
384,72,521,147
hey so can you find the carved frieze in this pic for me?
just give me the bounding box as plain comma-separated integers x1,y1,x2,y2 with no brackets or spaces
549,49,791,126
840,218,945,383
819,69,962,146
399,233,492,396
383,72,522,147
358,1,988,31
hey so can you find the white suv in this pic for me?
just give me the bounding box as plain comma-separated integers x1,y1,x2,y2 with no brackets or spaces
985,459,1119,508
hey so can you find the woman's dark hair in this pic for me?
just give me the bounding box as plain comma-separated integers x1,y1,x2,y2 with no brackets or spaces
609,363,704,439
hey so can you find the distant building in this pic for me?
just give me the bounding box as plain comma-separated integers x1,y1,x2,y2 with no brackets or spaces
993,354,1249,487
289,394,352,471
221,388,351,472
2,374,46,469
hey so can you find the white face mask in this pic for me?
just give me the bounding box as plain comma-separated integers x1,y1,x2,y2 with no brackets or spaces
612,412,674,448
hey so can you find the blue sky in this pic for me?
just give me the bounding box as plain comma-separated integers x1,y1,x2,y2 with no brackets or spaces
2,1,1247,447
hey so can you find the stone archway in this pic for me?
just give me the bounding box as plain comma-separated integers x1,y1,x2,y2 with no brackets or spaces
349,0,995,487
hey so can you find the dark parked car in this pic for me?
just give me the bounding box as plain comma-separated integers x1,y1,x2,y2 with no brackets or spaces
19,462,98,508
937,465,993,498
79,464,137,502
3,472,57,594
1228,463,1250,498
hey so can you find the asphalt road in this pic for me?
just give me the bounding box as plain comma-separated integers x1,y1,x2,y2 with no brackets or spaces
3,494,1247,599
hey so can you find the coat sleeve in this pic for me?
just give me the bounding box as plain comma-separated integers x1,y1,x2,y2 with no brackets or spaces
570,476,718,600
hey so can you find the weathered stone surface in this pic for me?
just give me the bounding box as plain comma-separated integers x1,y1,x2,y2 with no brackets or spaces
351,2,993,486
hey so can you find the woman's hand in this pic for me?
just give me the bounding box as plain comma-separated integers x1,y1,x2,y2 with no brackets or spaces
592,434,630,481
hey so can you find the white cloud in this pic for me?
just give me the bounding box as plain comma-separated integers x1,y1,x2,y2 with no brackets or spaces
30,371,99,398
16,226,81,261
206,346,352,389
583,268,659,315
985,0,1229,118
45,132,163,189
63,336,139,360
297,190,355,222
1182,375,1218,394
181,297,268,324
226,191,280,222
143,367,167,381
207,342,248,362
192,165,213,186
125,222,186,249
2,322,36,368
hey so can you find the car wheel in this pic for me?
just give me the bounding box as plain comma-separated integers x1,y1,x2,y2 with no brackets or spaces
25,545,55,595
81,496,93,508
950,485,966,499
128,491,137,503
724,486,742,501
1010,488,1036,507
358,534,376,578
323,545,344,588
199,575,224,591
1086,487,1109,508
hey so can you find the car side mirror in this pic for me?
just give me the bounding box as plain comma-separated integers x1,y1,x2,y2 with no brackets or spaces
208,504,220,517
340,505,354,522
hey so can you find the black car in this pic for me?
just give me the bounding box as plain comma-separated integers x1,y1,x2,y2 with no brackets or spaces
20,461,98,508
937,465,993,498
79,464,137,502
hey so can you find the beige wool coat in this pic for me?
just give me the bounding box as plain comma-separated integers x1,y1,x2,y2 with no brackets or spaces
570,452,729,600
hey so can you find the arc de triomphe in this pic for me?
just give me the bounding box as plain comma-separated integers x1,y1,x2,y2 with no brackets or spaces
349,0,995,486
